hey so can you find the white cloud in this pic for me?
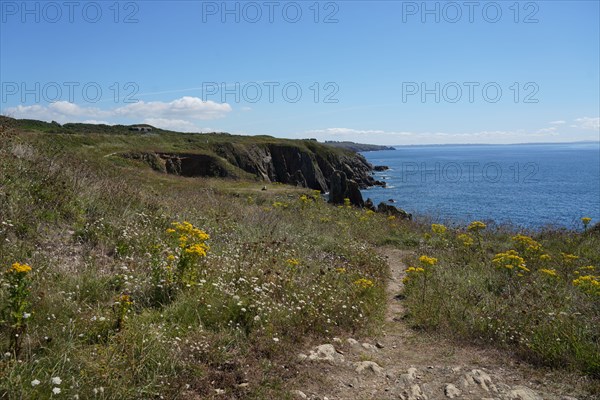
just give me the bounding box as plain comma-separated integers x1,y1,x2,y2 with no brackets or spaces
306,127,413,136
549,120,566,125
5,97,232,126
116,96,231,120
82,120,113,125
573,117,600,130
143,118,206,132
305,127,567,145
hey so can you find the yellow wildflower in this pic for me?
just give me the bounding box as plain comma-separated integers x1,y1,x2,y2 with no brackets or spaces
336,267,346,274
511,234,542,252
419,255,438,266
539,268,558,277
539,254,551,262
572,275,600,295
9,262,31,274
581,217,592,228
286,258,300,267
457,233,474,247
387,215,396,221
185,243,209,257
492,250,526,272
431,224,447,234
561,252,579,263
354,278,374,289
467,221,486,232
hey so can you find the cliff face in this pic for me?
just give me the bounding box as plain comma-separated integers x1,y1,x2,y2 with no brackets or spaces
212,141,376,192
125,140,377,192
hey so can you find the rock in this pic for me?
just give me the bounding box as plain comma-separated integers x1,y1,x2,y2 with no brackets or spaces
328,170,364,207
293,390,308,399
399,367,419,385
361,342,378,351
444,384,461,398
346,179,364,207
464,369,497,392
355,361,383,375
377,202,412,220
365,198,376,211
329,170,348,204
297,353,308,361
509,386,542,400
374,165,390,171
307,344,344,364
401,384,428,400
375,341,385,349
346,338,359,346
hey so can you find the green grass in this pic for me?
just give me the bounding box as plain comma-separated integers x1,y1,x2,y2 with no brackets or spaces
0,123,395,398
0,118,598,398
402,224,600,378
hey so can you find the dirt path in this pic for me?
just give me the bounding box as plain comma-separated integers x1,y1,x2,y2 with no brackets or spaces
293,248,595,400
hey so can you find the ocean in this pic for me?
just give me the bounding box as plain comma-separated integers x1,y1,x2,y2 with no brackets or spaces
361,142,600,230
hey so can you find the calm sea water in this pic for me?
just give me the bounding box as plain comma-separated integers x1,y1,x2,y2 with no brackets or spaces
361,142,600,230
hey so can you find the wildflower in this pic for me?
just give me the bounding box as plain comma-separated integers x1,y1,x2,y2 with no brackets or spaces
457,233,474,247
492,250,527,272
8,262,31,274
23,312,31,319
387,215,396,221
185,243,209,257
572,275,600,295
52,387,61,395
539,268,558,277
406,266,425,273
579,265,596,271
511,234,542,252
539,254,551,262
581,217,592,228
418,255,438,266
560,252,579,263
51,377,62,385
273,337,280,342
467,221,486,232
299,195,309,203
343,198,351,207
336,267,346,274
354,278,374,289
31,379,40,387
431,224,447,234
286,258,300,267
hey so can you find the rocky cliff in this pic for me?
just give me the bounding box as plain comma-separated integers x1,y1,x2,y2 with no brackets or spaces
124,140,381,193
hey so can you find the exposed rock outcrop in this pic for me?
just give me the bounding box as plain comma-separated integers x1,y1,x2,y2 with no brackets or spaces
124,140,379,194
329,171,364,207
377,202,412,220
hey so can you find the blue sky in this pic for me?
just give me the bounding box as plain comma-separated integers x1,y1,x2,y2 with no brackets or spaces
1,0,599,144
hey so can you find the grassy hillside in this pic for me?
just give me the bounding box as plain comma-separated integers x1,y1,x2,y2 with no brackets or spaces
0,118,598,398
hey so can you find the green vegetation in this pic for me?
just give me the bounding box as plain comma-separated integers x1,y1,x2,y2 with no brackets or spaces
0,118,598,398
0,119,394,398
403,221,600,377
